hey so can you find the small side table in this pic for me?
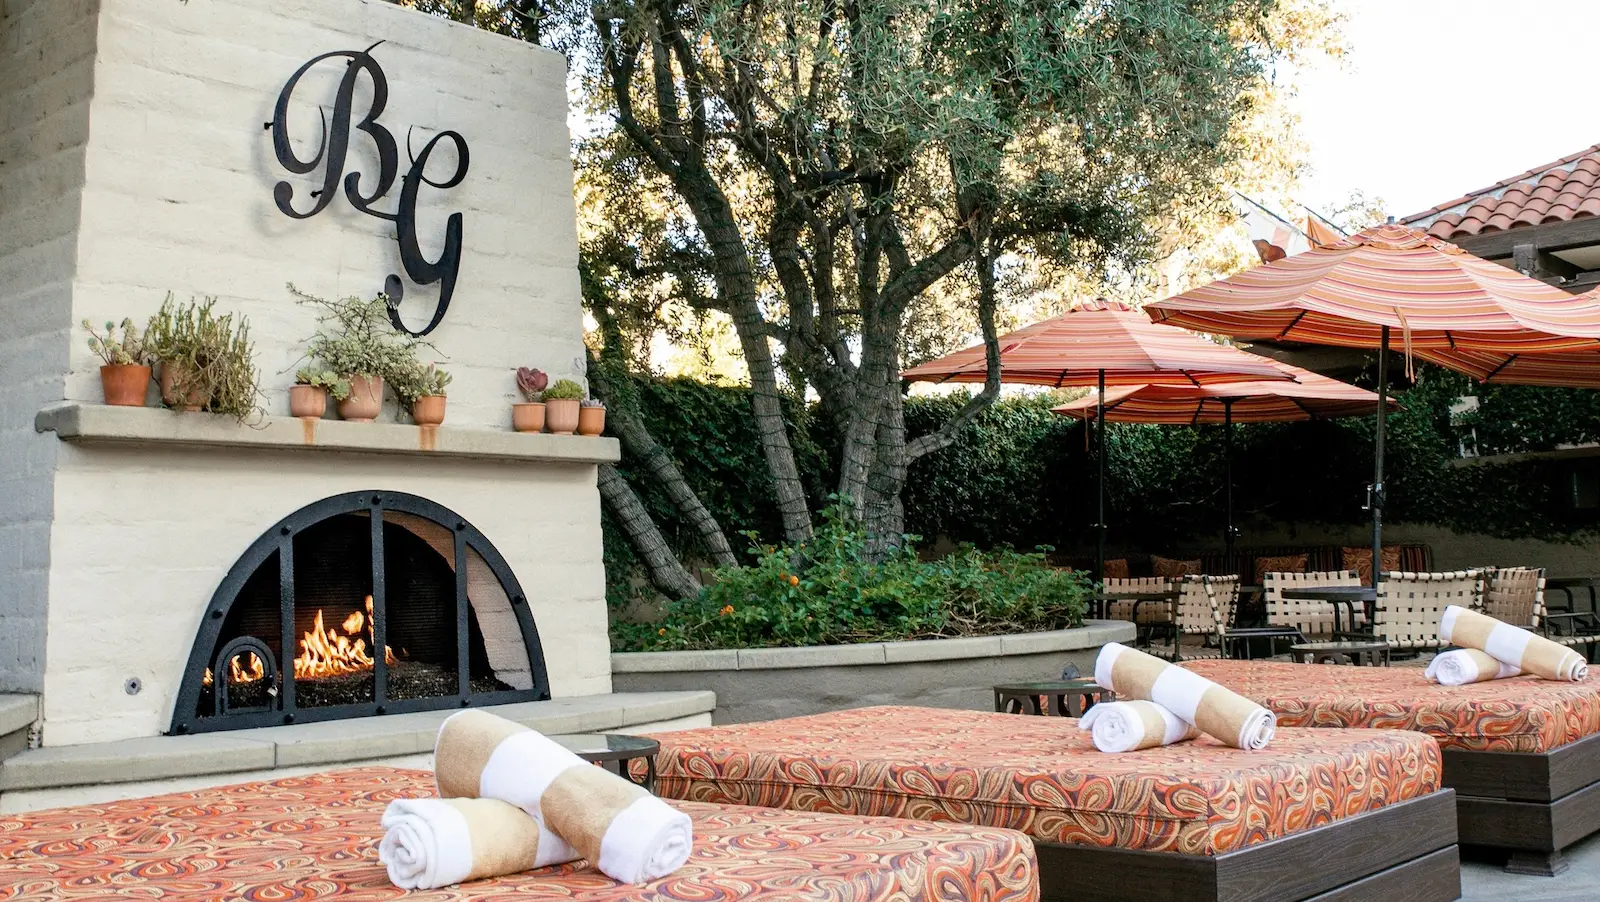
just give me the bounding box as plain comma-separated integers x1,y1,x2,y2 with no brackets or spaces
994,679,1113,716
1289,641,1391,667
551,733,660,792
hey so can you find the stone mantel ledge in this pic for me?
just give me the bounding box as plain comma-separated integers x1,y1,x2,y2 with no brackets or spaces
611,620,1136,674
0,690,713,793
35,402,621,465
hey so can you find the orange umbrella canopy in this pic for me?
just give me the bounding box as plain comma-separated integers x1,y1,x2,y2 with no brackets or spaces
1146,223,1600,384
900,298,1290,387
1049,359,1391,425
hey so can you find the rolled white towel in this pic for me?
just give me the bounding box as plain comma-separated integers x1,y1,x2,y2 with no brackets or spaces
1440,605,1588,682
1095,642,1277,750
1079,700,1197,753
1425,648,1521,686
435,710,694,884
378,796,572,889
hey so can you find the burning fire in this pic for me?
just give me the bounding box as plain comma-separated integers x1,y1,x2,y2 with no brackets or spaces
294,595,396,680
202,651,266,688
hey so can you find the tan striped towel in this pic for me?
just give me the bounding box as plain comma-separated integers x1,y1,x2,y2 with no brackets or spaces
1425,648,1521,685
435,710,693,884
1094,642,1276,749
1440,605,1588,682
1078,699,1198,752
379,796,574,889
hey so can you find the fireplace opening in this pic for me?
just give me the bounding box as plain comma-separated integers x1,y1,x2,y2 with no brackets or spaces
172,492,549,734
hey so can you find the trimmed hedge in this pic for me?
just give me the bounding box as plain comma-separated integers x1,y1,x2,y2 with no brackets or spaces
605,365,1600,609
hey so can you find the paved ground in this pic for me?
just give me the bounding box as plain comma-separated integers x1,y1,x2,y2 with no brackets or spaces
1462,834,1600,901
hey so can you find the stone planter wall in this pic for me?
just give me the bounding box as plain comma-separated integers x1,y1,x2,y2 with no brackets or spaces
610,620,1135,724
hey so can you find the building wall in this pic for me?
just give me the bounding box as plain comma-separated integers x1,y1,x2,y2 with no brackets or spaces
27,0,604,745
0,0,101,692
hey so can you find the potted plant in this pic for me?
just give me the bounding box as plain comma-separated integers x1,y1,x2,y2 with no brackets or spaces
578,398,606,436
512,366,547,433
292,284,427,423
290,368,348,419
396,362,452,426
83,318,153,406
542,378,584,435
144,294,262,419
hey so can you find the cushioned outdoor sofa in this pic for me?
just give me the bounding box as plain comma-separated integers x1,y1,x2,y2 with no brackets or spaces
643,705,1462,902
0,766,1041,901
1187,659,1600,876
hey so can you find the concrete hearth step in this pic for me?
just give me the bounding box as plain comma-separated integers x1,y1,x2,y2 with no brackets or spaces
0,691,712,794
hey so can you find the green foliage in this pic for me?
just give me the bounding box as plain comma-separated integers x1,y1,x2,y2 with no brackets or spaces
145,294,262,421
542,378,585,401
392,362,453,405
612,503,1091,651
293,367,351,400
83,318,153,367
291,283,430,385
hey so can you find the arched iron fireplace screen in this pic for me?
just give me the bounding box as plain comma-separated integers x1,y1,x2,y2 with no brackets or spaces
170,491,549,734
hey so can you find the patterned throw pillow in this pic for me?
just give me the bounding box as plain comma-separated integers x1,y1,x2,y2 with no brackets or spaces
1254,553,1307,586
1102,558,1130,580
1342,546,1403,584
1152,555,1202,579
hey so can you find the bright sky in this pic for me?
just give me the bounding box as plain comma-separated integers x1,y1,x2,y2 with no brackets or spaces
1294,0,1600,220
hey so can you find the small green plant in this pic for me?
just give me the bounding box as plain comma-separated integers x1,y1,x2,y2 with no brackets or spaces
145,295,262,420
393,362,452,405
611,501,1091,652
542,378,585,401
291,283,428,383
516,366,548,402
294,367,350,401
581,398,605,408
83,318,153,366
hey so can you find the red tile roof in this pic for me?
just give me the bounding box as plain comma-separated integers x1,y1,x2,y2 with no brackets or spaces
1402,143,1600,240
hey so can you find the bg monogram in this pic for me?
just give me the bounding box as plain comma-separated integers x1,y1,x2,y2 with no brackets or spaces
266,42,469,337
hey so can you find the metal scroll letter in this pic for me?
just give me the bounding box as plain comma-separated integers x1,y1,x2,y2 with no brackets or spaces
266,43,468,337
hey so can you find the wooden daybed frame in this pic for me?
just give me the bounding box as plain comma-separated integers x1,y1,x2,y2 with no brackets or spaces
1442,730,1600,875
1035,790,1459,902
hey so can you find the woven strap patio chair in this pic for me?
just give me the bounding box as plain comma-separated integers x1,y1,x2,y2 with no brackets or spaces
1263,570,1363,637
1497,567,1600,656
1373,570,1485,651
1155,574,1240,662
1104,577,1176,625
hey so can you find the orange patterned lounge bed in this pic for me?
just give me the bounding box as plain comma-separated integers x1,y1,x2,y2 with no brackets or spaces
0,766,1040,902
1187,659,1600,876
645,706,1461,902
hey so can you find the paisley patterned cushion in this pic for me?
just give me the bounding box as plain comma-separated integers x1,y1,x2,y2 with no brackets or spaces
1186,659,1600,753
0,766,1040,901
648,705,1441,856
1253,553,1307,585
1152,556,1202,579
1102,558,1130,579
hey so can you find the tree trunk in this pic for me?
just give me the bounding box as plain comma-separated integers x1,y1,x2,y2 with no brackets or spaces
597,464,703,600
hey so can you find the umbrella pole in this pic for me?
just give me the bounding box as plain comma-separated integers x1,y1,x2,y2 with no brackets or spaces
1096,369,1107,584
1224,399,1236,563
1371,326,1389,586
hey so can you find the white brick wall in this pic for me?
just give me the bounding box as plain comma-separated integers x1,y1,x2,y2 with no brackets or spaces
11,0,610,743
0,0,101,692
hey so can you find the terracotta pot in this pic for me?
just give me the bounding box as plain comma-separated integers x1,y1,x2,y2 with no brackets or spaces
158,361,210,412
544,398,580,435
511,402,546,433
411,395,447,426
288,384,327,419
337,375,384,422
99,364,150,407
577,405,606,436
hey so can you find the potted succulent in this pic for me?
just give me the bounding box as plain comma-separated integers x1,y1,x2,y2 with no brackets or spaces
396,362,452,426
83,318,153,407
292,284,427,424
542,378,584,435
578,398,606,436
290,368,348,419
512,366,547,433
144,294,262,419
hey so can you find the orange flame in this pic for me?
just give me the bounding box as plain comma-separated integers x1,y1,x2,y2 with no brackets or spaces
294,595,396,680
202,652,266,687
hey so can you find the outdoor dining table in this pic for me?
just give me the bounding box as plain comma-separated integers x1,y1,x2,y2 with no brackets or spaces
1280,585,1377,635
1088,589,1178,622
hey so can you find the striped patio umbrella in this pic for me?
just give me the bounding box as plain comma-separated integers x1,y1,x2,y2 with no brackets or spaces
901,299,1291,580
1147,222,1600,579
1050,359,1393,556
